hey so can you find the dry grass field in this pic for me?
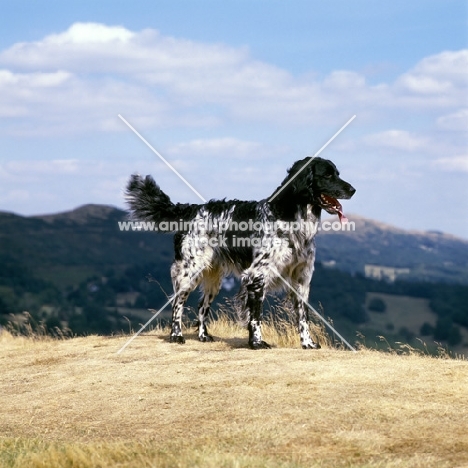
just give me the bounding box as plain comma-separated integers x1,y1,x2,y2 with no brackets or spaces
1,317,468,468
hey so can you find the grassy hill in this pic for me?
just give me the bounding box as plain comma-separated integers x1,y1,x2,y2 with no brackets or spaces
1,321,467,468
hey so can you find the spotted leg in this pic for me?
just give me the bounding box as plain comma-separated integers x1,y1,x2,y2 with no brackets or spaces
290,263,320,349
293,294,320,349
197,272,222,342
244,274,271,350
169,260,202,344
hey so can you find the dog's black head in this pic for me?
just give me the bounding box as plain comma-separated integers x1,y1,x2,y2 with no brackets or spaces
270,156,355,220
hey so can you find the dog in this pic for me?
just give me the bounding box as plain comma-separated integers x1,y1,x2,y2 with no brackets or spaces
126,156,355,349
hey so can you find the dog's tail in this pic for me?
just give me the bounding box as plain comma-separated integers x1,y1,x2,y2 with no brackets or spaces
125,174,196,226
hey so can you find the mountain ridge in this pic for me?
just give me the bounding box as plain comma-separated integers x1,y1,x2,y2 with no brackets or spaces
326,213,467,242
1,204,467,284
2,203,466,242
32,204,123,224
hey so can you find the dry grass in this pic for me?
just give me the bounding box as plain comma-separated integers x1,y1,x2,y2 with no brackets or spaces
1,316,468,468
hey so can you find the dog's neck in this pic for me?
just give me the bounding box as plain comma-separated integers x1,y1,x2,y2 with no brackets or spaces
268,192,321,223
305,204,321,222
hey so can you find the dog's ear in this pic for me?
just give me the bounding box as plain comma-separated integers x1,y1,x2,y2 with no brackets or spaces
288,157,315,198
269,157,316,220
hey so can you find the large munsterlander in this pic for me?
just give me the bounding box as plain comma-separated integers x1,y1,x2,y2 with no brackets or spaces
126,157,355,349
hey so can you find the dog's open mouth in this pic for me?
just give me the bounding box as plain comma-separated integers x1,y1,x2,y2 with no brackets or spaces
319,194,348,223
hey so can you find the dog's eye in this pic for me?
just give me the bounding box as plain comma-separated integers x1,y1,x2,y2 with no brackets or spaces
324,174,332,179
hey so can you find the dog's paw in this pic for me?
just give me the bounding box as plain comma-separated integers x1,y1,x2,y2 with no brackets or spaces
169,335,186,344
198,334,214,342
249,340,272,350
302,342,321,350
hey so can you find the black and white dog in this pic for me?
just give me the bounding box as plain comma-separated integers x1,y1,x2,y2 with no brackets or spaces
126,157,355,349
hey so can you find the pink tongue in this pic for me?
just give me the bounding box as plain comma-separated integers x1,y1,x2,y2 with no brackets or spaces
338,210,348,224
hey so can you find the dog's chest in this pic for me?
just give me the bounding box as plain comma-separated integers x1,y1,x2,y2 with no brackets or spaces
288,230,316,263
277,207,318,263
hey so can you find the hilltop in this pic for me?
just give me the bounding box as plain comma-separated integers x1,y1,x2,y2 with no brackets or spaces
0,323,467,468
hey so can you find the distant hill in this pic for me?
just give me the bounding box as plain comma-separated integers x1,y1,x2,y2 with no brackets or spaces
1,204,465,285
317,214,468,284
0,204,174,288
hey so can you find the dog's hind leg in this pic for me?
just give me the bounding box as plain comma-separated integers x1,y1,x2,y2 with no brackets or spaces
293,293,320,349
243,273,271,350
197,271,222,342
169,260,203,344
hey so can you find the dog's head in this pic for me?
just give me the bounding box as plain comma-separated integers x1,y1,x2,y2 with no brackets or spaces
270,156,355,220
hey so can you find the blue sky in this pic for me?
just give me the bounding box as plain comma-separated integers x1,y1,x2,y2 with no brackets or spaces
0,1,467,237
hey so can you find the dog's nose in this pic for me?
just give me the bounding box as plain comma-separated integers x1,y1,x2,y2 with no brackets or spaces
348,185,356,196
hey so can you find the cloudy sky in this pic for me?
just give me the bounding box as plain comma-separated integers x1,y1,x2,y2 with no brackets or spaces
0,1,467,237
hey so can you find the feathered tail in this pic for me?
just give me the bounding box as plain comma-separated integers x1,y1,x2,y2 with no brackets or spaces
125,174,196,226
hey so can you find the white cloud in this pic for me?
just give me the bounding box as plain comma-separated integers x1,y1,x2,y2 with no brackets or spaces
0,70,72,87
0,189,30,202
392,50,468,107
167,137,283,160
4,159,79,175
0,23,246,75
0,69,73,119
432,156,468,173
407,50,467,85
323,70,366,89
47,23,135,45
362,130,430,152
0,71,171,136
437,109,468,131
0,23,466,136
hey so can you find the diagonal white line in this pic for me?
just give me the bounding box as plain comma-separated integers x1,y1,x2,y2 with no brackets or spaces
118,114,207,203
116,263,207,354
268,115,356,203
269,266,357,352
116,296,173,354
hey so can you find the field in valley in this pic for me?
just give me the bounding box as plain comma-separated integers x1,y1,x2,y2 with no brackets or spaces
1,318,467,468
362,293,468,356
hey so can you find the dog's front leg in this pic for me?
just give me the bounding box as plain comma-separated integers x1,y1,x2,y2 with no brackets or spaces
197,291,216,342
245,274,271,350
293,284,320,350
170,292,188,344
